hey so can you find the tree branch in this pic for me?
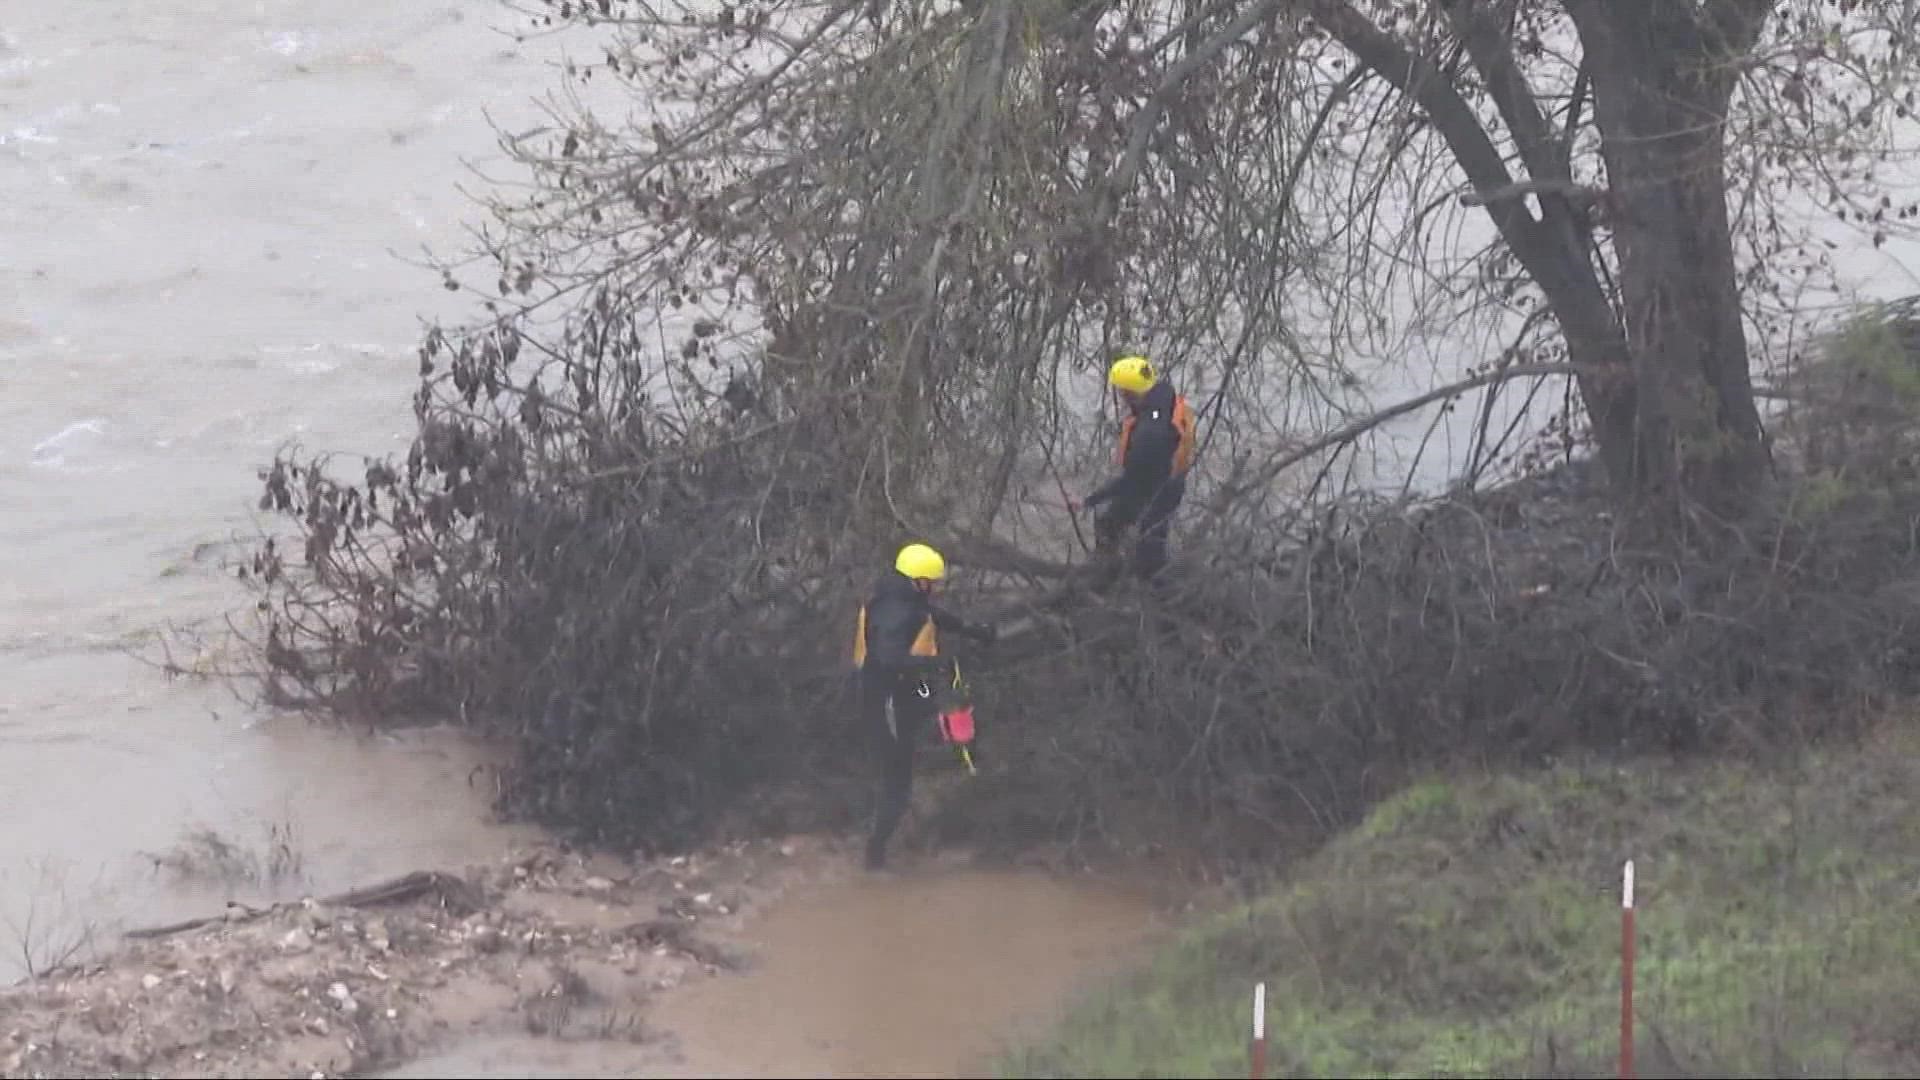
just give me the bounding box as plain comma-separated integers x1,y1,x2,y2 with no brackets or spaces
1100,0,1290,219
641,1,862,175
1458,176,1606,208
1702,0,1774,58
1212,361,1588,506
1561,60,1590,171
1440,0,1566,186
1295,0,1540,252
1700,0,1774,99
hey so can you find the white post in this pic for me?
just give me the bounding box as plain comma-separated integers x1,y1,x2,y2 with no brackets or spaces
1249,981,1267,1078
1620,859,1636,1080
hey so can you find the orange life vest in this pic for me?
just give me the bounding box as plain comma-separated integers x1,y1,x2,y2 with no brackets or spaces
851,606,939,669
1117,394,1196,478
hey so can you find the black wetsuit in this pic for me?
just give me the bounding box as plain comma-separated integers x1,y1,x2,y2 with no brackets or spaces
852,569,993,869
1084,379,1190,579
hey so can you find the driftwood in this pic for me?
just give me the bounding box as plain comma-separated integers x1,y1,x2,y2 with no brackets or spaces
123,870,484,940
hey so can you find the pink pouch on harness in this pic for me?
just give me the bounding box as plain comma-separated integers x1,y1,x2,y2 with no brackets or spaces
938,705,975,745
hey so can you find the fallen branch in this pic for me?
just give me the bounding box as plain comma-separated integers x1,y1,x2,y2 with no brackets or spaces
1212,362,1587,508
943,529,1076,579
123,871,484,940
324,871,484,913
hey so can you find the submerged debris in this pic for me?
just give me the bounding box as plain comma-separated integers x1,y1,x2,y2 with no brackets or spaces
0,836,828,1080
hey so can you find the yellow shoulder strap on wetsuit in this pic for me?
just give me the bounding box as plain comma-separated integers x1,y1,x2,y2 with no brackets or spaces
910,614,938,657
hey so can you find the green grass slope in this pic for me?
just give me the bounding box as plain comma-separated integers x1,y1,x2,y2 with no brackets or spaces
1002,725,1920,1078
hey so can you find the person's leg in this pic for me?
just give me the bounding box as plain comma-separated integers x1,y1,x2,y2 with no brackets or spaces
1091,509,1132,591
858,681,896,865
1134,477,1186,581
1093,508,1125,559
1135,513,1170,579
865,690,918,870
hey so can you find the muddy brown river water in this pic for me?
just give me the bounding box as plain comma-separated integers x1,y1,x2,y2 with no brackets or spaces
385,865,1168,1079
2,2,571,986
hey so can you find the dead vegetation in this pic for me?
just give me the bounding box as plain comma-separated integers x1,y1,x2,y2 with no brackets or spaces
231,0,1920,862
141,823,307,891
1,859,102,984
1,839,817,1080
234,295,1920,868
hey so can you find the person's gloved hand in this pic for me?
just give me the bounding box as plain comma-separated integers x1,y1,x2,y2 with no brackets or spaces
972,621,999,645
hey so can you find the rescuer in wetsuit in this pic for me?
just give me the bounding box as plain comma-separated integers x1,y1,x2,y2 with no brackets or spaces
851,543,997,870
1071,355,1196,581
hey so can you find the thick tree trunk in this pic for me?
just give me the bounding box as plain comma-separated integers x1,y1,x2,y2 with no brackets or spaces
1606,140,1770,511
1304,0,1646,490
1312,0,1772,524
1574,0,1771,519
1516,235,1643,497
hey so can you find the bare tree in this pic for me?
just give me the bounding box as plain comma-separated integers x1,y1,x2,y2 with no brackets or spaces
2,859,101,981
452,1,1920,529
237,0,1920,848
1284,0,1920,527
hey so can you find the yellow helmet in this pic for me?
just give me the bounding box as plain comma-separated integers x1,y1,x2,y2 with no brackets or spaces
1108,355,1157,395
895,542,946,582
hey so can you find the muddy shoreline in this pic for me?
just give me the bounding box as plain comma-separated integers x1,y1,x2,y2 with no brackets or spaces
1,834,1182,1080
4,838,792,1079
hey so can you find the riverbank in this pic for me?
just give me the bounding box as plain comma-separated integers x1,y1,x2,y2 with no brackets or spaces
3,836,802,1078
1,832,1181,1079
18,718,1920,1080
1000,718,1920,1078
